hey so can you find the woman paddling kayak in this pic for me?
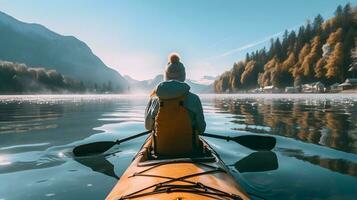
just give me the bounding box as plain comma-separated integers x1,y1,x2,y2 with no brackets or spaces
144,53,206,157
105,54,250,200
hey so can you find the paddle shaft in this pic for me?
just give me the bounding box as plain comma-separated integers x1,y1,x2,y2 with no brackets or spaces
73,130,151,156
115,130,151,144
202,133,232,141
201,132,276,151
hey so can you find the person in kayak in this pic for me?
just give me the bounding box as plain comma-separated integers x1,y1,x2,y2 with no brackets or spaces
145,53,206,157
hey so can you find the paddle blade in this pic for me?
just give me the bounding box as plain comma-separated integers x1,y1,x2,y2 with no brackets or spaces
234,135,276,151
234,151,278,173
73,141,116,157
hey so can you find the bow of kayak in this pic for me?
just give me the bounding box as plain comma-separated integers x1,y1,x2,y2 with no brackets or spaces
106,136,250,200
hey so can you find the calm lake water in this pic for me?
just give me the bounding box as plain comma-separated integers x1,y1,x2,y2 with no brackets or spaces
0,94,356,200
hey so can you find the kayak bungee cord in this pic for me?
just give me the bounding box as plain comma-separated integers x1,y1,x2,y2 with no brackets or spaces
119,161,243,200
106,136,251,200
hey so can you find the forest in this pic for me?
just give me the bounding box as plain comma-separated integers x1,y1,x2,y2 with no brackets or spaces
0,60,118,94
214,3,357,93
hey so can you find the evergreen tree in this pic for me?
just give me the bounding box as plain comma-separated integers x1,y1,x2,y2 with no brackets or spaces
231,62,245,89
313,14,324,34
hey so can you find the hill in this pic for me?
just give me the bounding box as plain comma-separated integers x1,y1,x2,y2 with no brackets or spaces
0,11,127,92
214,3,357,93
125,75,213,94
0,60,86,93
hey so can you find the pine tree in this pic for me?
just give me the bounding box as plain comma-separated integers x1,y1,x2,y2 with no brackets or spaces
274,38,284,60
335,5,343,17
305,20,313,42
230,62,245,89
313,14,324,34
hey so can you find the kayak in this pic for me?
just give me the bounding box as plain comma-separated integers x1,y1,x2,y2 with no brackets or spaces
105,135,250,200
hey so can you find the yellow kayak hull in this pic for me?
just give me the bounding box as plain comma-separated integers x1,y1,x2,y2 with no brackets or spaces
106,136,250,200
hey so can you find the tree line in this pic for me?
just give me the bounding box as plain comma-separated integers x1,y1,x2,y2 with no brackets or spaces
0,60,120,94
214,3,357,93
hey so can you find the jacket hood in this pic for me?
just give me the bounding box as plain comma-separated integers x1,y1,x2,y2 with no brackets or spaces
155,80,190,99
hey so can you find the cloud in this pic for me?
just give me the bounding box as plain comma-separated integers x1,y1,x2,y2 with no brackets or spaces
210,23,303,59
206,35,234,49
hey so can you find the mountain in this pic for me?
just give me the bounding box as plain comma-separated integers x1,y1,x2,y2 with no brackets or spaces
125,75,213,94
193,75,219,85
0,11,127,91
125,75,164,93
186,79,214,93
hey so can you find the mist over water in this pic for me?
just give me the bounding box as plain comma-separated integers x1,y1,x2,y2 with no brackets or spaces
0,94,356,200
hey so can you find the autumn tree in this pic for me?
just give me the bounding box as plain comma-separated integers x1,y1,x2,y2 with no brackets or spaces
241,60,259,88
327,28,343,45
325,42,344,81
302,36,322,79
314,58,326,79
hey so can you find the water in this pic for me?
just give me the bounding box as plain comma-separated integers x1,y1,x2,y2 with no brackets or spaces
0,94,356,200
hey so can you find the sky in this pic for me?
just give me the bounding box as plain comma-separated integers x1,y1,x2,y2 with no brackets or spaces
0,0,356,81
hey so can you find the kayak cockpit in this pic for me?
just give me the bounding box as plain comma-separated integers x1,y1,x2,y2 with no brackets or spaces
137,136,219,167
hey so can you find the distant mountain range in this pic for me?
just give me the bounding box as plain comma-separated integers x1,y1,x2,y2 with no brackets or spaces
124,75,213,94
0,11,127,91
193,75,218,85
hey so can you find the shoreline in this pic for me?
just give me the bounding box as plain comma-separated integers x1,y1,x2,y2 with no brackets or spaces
338,89,357,93
0,89,357,95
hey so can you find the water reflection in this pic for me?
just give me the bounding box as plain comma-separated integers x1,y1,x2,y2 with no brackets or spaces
0,152,66,174
0,100,125,151
234,151,278,173
213,97,357,154
74,155,119,179
280,148,357,177
0,102,62,134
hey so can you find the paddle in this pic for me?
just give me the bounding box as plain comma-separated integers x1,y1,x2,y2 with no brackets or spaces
234,151,278,173
202,133,276,151
73,130,151,157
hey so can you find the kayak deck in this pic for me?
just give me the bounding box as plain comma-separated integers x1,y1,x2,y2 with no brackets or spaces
106,136,250,200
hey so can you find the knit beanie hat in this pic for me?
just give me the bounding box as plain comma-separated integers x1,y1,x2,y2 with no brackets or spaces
164,53,186,82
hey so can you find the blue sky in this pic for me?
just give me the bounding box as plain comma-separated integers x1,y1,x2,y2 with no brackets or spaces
0,0,356,81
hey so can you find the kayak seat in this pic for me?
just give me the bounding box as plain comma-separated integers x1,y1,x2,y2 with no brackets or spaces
138,140,217,167
138,156,217,167
151,139,205,159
